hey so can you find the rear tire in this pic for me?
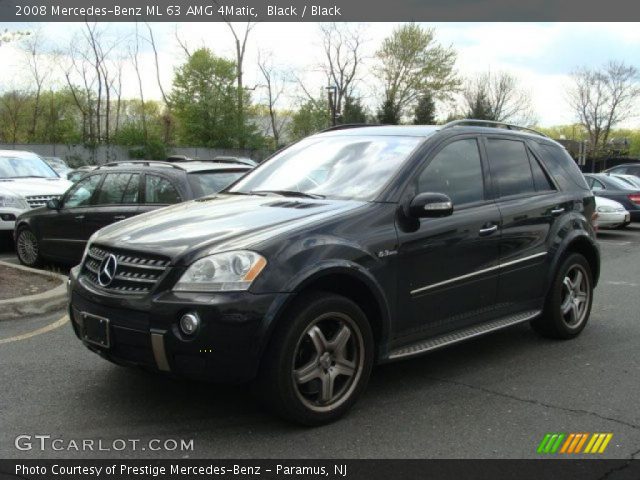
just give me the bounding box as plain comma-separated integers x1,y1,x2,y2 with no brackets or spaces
531,253,593,339
257,292,374,426
15,226,43,268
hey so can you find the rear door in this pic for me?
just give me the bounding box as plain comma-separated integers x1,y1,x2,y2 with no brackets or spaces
138,173,183,215
83,172,141,235
484,136,563,312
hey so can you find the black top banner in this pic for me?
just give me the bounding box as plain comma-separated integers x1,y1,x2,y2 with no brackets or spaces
1,0,640,22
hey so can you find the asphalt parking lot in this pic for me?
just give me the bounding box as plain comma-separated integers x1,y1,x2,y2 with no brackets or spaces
1,226,639,460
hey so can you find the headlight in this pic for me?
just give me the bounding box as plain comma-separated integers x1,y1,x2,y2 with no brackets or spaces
597,205,617,213
0,193,29,210
80,232,99,265
173,251,267,292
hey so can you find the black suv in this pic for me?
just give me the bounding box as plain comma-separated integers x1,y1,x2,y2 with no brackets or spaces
15,160,251,266
68,121,600,425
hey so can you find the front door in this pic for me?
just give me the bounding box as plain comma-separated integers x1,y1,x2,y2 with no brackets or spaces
395,136,502,342
39,173,103,262
84,172,141,236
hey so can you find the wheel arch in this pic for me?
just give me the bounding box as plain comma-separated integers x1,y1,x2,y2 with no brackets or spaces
551,232,600,288
258,264,392,364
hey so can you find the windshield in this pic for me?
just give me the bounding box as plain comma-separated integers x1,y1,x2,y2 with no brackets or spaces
188,170,248,197
229,135,424,200
0,155,59,179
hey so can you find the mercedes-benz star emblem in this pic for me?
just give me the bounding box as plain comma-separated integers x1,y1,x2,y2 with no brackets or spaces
98,254,118,287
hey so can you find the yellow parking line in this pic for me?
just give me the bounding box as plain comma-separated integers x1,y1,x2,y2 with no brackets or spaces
0,315,68,345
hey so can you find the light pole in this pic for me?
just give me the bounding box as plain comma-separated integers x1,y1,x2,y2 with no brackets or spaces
326,86,337,127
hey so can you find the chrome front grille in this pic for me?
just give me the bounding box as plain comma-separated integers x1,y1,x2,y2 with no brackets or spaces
26,195,60,208
81,245,170,295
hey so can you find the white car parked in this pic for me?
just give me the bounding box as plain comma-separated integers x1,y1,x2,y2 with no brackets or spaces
595,195,630,230
0,150,73,232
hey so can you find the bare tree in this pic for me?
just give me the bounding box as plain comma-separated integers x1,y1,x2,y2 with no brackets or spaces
22,30,49,140
568,61,640,156
462,70,536,125
146,23,170,106
131,23,148,142
218,18,256,147
318,23,365,119
258,52,289,147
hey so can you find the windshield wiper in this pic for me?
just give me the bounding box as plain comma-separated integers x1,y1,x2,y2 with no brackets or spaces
249,190,325,199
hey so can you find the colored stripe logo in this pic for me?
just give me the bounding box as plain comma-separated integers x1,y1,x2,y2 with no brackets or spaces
537,433,613,454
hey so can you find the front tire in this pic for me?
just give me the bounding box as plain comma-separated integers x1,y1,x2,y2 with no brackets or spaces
531,253,593,339
15,226,43,267
258,292,374,426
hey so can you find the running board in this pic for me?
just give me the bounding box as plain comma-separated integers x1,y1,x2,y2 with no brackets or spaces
387,310,541,360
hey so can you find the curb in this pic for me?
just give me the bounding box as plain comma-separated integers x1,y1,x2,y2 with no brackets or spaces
0,260,68,321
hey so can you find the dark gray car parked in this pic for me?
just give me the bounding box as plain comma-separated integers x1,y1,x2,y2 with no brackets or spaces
15,160,252,266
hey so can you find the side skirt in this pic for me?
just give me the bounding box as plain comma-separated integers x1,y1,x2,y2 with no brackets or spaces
386,310,541,361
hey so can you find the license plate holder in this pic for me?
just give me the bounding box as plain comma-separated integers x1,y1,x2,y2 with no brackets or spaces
82,312,110,349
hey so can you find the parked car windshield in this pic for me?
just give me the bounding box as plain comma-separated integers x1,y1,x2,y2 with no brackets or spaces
229,135,424,200
0,155,59,179
188,170,248,197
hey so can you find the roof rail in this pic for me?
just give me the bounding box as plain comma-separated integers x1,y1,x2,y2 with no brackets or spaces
441,119,549,138
97,160,185,171
320,123,383,133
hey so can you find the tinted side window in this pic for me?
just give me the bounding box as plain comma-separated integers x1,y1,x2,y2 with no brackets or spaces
528,150,555,192
536,143,590,191
417,138,484,205
486,139,535,197
122,174,140,203
64,174,102,208
145,175,182,204
97,173,135,205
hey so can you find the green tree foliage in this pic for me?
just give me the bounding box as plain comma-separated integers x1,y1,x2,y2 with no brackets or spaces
340,96,368,124
170,48,262,148
376,99,400,125
375,23,458,120
413,92,437,124
0,89,81,144
465,90,493,120
289,99,328,140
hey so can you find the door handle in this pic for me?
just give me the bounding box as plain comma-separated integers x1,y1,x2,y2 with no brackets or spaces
113,215,126,221
74,215,85,220
478,224,498,236
551,207,565,215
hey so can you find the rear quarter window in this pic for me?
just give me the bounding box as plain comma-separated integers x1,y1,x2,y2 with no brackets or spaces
534,142,590,191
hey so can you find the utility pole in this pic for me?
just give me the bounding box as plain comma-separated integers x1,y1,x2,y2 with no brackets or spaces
326,85,337,127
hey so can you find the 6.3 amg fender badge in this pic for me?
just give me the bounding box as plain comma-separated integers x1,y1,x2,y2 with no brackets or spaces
98,254,118,287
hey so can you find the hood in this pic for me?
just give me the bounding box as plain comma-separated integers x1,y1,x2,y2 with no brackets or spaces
0,177,72,197
94,194,366,263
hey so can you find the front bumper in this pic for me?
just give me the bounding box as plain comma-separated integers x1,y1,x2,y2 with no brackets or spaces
0,206,27,231
597,210,630,229
69,268,290,383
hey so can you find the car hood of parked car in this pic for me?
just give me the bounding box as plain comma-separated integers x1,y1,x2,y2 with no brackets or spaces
0,177,72,197
93,193,367,264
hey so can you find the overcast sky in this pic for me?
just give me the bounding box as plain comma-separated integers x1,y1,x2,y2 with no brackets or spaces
1,22,639,127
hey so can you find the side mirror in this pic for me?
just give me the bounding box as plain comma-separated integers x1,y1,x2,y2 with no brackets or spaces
408,192,453,218
47,198,61,210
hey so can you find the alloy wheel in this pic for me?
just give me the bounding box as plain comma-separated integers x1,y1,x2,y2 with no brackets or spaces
560,264,590,328
292,312,365,413
17,230,39,266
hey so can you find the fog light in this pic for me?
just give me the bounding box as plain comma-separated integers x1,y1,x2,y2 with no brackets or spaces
179,313,200,335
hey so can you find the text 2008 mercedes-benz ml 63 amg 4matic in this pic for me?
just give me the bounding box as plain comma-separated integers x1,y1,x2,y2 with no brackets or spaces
68,120,600,425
